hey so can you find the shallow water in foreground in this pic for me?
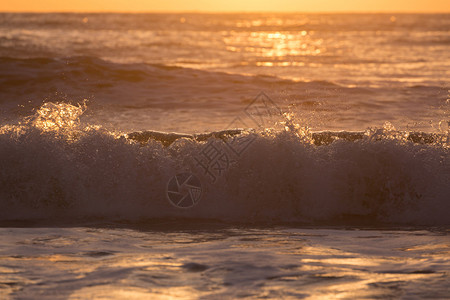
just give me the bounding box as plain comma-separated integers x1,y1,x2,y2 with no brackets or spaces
0,226,448,299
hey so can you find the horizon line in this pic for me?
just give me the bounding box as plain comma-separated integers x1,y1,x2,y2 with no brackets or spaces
0,10,449,14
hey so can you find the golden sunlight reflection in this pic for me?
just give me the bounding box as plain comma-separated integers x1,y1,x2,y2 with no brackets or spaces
307,272,437,300
301,257,381,267
28,102,85,132
1,228,448,299
0,101,124,141
223,24,324,68
68,286,198,300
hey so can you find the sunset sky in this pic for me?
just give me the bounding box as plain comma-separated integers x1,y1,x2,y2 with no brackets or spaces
1,0,449,13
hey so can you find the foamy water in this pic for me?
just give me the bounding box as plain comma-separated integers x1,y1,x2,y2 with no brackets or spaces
0,13,449,299
0,101,448,225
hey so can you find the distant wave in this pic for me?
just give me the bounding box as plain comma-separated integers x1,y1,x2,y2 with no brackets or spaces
1,55,446,126
0,102,448,226
1,55,443,91
2,55,397,134
0,55,343,88
0,55,351,106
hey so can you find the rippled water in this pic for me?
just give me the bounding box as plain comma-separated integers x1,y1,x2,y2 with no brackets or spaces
0,13,449,131
0,227,448,299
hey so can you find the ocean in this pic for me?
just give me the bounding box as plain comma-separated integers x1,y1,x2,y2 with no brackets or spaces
0,13,449,299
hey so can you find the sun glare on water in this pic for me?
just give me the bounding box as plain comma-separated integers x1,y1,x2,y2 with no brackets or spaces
28,102,85,132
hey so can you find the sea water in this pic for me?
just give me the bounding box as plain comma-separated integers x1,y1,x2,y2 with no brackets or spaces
0,13,449,299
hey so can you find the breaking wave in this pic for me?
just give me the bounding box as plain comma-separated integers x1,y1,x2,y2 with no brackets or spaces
0,102,449,226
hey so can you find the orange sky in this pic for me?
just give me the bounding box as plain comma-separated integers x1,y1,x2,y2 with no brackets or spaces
1,0,449,12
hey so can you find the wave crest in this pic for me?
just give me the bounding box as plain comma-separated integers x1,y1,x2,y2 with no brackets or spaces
0,102,449,225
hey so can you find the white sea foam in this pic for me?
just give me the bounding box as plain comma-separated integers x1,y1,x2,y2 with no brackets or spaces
0,103,448,225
